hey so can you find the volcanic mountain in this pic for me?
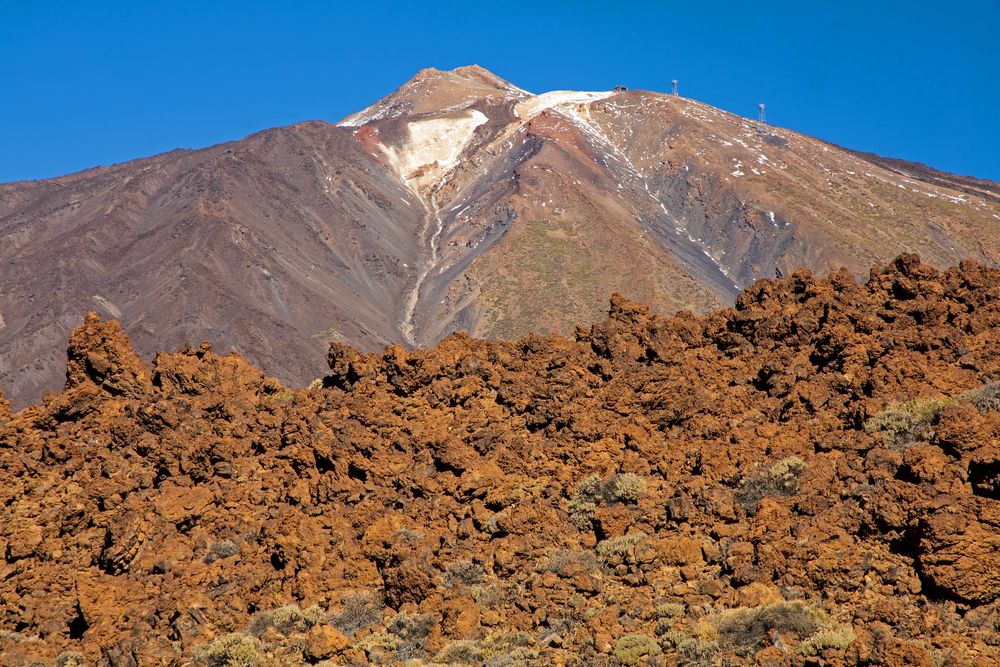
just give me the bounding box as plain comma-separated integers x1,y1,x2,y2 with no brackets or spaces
2,65,998,407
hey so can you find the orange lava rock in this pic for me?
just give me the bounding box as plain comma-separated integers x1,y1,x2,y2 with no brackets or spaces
304,624,349,660
0,258,998,664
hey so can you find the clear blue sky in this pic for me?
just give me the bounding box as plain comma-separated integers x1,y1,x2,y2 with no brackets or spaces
2,1,997,183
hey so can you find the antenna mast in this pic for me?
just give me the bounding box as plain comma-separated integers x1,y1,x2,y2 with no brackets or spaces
758,103,766,124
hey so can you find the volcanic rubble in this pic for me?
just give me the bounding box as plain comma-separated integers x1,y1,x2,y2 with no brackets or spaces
1,254,998,666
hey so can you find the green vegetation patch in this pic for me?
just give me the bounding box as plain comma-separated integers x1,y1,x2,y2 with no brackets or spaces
248,603,323,636
195,634,263,667
865,397,949,450
569,472,647,530
865,383,1000,450
614,633,662,665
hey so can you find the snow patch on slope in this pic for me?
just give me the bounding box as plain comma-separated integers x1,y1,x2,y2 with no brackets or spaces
515,91,615,120
337,105,396,128
381,110,488,193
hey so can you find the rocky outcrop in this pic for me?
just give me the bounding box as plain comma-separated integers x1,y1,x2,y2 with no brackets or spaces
0,256,998,665
65,312,151,398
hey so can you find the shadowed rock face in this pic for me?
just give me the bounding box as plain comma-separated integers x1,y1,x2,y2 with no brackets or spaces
2,65,999,408
1,257,999,664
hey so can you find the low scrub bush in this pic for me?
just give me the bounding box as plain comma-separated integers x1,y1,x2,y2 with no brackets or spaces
735,456,805,512
568,475,604,530
653,602,686,635
596,532,648,562
444,559,485,587
195,633,262,667
484,646,540,667
659,629,719,660
957,382,1000,413
55,653,87,667
865,384,1000,452
470,581,513,607
865,397,949,449
386,612,436,660
569,473,647,529
614,634,661,665
435,639,486,664
795,625,857,656
539,548,600,576
204,539,240,564
612,473,646,502
483,631,533,651
353,632,400,662
655,602,686,620
328,591,383,635
714,601,819,655
247,604,322,636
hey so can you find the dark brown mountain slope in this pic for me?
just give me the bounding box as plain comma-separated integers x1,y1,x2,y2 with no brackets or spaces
1,123,426,407
1,256,998,665
2,65,997,408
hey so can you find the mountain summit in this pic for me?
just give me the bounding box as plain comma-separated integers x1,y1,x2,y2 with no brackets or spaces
1,66,998,406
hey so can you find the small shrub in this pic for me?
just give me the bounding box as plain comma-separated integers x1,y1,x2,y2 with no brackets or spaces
353,632,400,661
714,602,819,655
611,473,646,503
659,630,686,649
470,581,512,607
435,639,485,664
484,646,540,667
248,604,321,636
653,603,686,635
536,618,574,645
735,456,805,512
569,475,604,530
677,637,720,661
482,630,533,650
795,626,857,656
539,549,600,577
569,473,646,529
957,382,1000,413
655,602,685,619
301,605,325,625
204,539,240,564
929,649,955,667
196,634,262,667
614,634,661,665
395,528,424,542
55,653,87,667
387,613,436,660
659,629,719,659
768,457,805,490
865,397,949,449
329,592,383,635
596,532,648,562
444,559,484,587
